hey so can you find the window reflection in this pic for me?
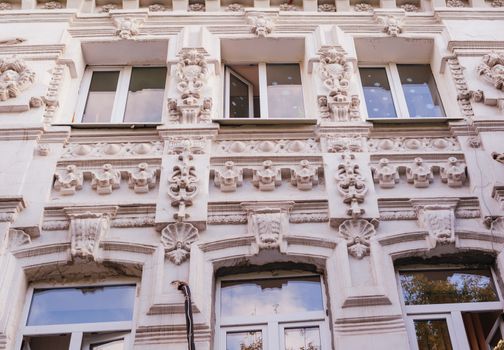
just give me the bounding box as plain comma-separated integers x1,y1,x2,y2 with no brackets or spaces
415,320,453,350
27,285,136,326
285,327,321,350
226,331,263,350
82,71,119,123
359,68,397,118
221,276,323,317
266,64,304,119
399,270,498,305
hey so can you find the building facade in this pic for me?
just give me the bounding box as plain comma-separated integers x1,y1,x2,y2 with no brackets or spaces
0,1,504,349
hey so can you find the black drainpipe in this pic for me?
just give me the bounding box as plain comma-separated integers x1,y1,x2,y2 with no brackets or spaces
172,280,196,350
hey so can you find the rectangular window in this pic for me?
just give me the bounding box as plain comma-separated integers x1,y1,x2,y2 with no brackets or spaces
359,64,445,119
77,67,167,123
414,319,453,350
225,63,304,119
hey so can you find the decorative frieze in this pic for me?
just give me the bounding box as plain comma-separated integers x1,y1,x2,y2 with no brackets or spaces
214,161,243,192
168,152,199,220
161,222,199,265
372,158,399,189
252,160,282,191
354,3,374,12
367,137,460,153
91,164,122,195
148,3,166,11
114,17,143,40
0,56,36,102
335,154,368,218
248,14,274,37
290,160,319,190
127,163,157,193
406,158,434,188
318,3,336,11
42,1,63,9
440,157,467,188
188,3,205,11
61,141,163,159
326,135,364,153
339,219,376,259
226,3,244,11
215,139,319,154
54,165,84,195
400,3,419,11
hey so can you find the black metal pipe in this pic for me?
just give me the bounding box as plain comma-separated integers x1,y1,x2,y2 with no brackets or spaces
172,280,196,350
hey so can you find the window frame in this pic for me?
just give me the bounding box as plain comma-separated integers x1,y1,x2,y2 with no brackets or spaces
75,65,167,124
396,266,504,350
215,271,331,350
223,62,306,120
15,279,139,350
358,63,445,120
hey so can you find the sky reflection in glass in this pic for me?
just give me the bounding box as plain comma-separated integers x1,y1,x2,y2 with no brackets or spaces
27,285,136,326
359,68,397,119
221,276,323,317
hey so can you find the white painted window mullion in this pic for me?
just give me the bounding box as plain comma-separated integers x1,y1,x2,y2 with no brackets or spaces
74,69,94,122
258,63,269,119
389,63,409,119
224,67,231,118
450,311,470,350
110,67,131,123
69,331,83,350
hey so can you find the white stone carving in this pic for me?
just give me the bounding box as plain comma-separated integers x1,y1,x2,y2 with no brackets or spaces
68,212,111,260
326,135,363,153
42,1,63,9
99,3,118,12
168,152,199,220
114,17,143,40
37,143,50,156
216,139,319,154
91,164,122,195
373,158,399,189
379,16,403,37
354,3,374,11
400,3,419,11
318,3,336,11
214,161,243,192
0,56,36,102
226,3,244,10
492,0,504,6
335,154,367,218
477,52,504,92
440,157,467,188
169,49,212,124
447,0,465,7
449,57,475,118
8,229,31,250
339,219,376,259
367,137,460,153
166,137,206,155
415,204,456,246
54,165,84,195
161,222,199,265
148,3,165,10
279,3,299,10
188,3,205,11
290,160,318,190
248,15,274,37
248,209,287,249
406,158,433,188
62,141,163,158
253,160,282,191
0,2,13,10
127,163,157,193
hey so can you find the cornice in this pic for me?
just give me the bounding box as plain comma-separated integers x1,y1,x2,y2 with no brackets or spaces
435,9,504,20
0,11,76,23
0,196,26,223
0,44,66,59
0,125,44,141
448,41,504,55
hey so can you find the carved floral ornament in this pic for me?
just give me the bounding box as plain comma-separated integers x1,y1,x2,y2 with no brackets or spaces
248,209,286,249
248,14,274,37
290,160,319,190
335,153,368,218
161,222,199,265
0,56,36,102
168,151,199,220
339,219,376,259
114,17,144,40
252,160,282,191
477,52,504,92
378,16,403,37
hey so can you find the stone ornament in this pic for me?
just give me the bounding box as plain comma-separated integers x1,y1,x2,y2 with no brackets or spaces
253,160,282,191
318,48,360,122
91,164,122,195
492,0,504,7
318,3,336,11
248,209,288,249
448,57,475,118
69,212,111,261
127,163,157,193
354,3,374,12
339,219,376,259
99,3,119,12
248,14,274,37
0,56,36,102
379,16,403,37
226,3,244,11
290,160,318,190
489,217,504,234
326,135,363,153
168,152,199,220
188,3,205,11
114,17,143,40
7,229,31,250
279,3,299,10
62,141,163,159
37,143,50,156
440,157,467,188
148,3,165,11
415,204,456,246
0,2,13,10
367,137,460,153
54,165,84,195
214,161,243,192
216,139,319,154
373,158,399,189
400,3,419,11
446,0,465,6
335,154,367,218
161,222,199,265
406,158,433,188
477,52,504,92
169,49,211,124
42,1,63,9
166,137,206,155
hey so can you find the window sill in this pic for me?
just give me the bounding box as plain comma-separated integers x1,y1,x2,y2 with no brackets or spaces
52,123,162,129
213,118,318,125
366,117,464,124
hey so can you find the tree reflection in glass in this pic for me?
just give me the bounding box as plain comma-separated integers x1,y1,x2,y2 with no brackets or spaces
221,276,323,317
226,331,262,350
399,269,498,305
285,327,321,350
414,320,453,350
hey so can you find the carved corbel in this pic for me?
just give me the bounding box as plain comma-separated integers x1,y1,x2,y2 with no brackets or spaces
113,17,144,40
338,219,377,259
335,154,368,218
54,165,84,195
161,221,199,265
7,229,31,251
127,163,157,193
248,14,275,37
290,160,318,190
168,151,199,220
378,16,403,37
91,164,122,195
440,157,467,188
214,161,243,192
412,200,457,247
406,157,433,188
372,158,399,189
252,160,282,191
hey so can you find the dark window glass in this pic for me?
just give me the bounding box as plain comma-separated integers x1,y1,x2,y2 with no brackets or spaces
415,319,453,350
359,67,397,118
27,285,136,326
22,334,71,350
221,276,323,317
397,64,445,118
82,71,119,123
266,64,304,119
227,65,260,119
400,270,499,305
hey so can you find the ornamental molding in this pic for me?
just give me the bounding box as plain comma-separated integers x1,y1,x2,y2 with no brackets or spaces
411,199,457,247
372,158,399,189
325,135,364,153
367,137,460,153
335,153,368,219
378,15,403,37
91,164,122,195
338,219,377,259
7,229,31,251
161,221,199,265
405,157,434,188
54,165,84,195
113,17,144,40
290,160,319,190
0,56,35,103
252,160,282,191
168,151,199,220
0,196,26,223
448,57,475,118
440,157,467,188
127,163,157,193
476,51,504,91
247,14,275,37
166,136,208,155
61,141,163,159
214,139,320,154
213,161,243,192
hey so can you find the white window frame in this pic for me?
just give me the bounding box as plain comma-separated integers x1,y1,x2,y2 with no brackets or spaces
215,271,330,350
15,279,139,350
358,63,445,120
223,63,305,120
396,267,504,350
75,66,166,123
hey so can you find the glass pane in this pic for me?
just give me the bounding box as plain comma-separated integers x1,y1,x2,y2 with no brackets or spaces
82,71,119,123
359,67,397,118
285,327,321,350
22,334,71,350
221,276,323,317
91,339,125,350
462,311,502,349
123,67,166,123
266,64,304,119
397,64,445,118
414,319,453,350
227,65,260,118
400,269,499,305
226,331,263,350
27,285,136,326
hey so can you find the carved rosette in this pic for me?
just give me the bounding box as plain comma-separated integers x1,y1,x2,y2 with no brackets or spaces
252,160,282,191
290,160,318,190
54,165,84,195
415,204,456,246
477,52,504,91
248,14,274,37
114,17,143,40
0,56,36,102
69,212,111,261
127,163,157,193
91,164,122,195
168,152,199,220
161,222,199,265
339,219,376,259
214,161,243,192
335,154,368,218
440,157,467,188
406,158,433,188
373,158,399,189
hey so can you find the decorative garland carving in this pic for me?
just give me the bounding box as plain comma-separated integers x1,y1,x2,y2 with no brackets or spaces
148,3,166,11
91,164,121,195
290,160,318,190
318,3,336,11
161,222,199,265
0,56,36,102
226,3,244,11
367,137,460,153
354,3,374,11
54,165,84,196
335,154,367,218
42,1,63,9
127,163,157,193
339,219,376,259
62,141,163,158
400,3,419,11
279,3,300,10
168,151,199,220
252,160,282,191
214,161,243,192
188,3,205,11
477,52,504,92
